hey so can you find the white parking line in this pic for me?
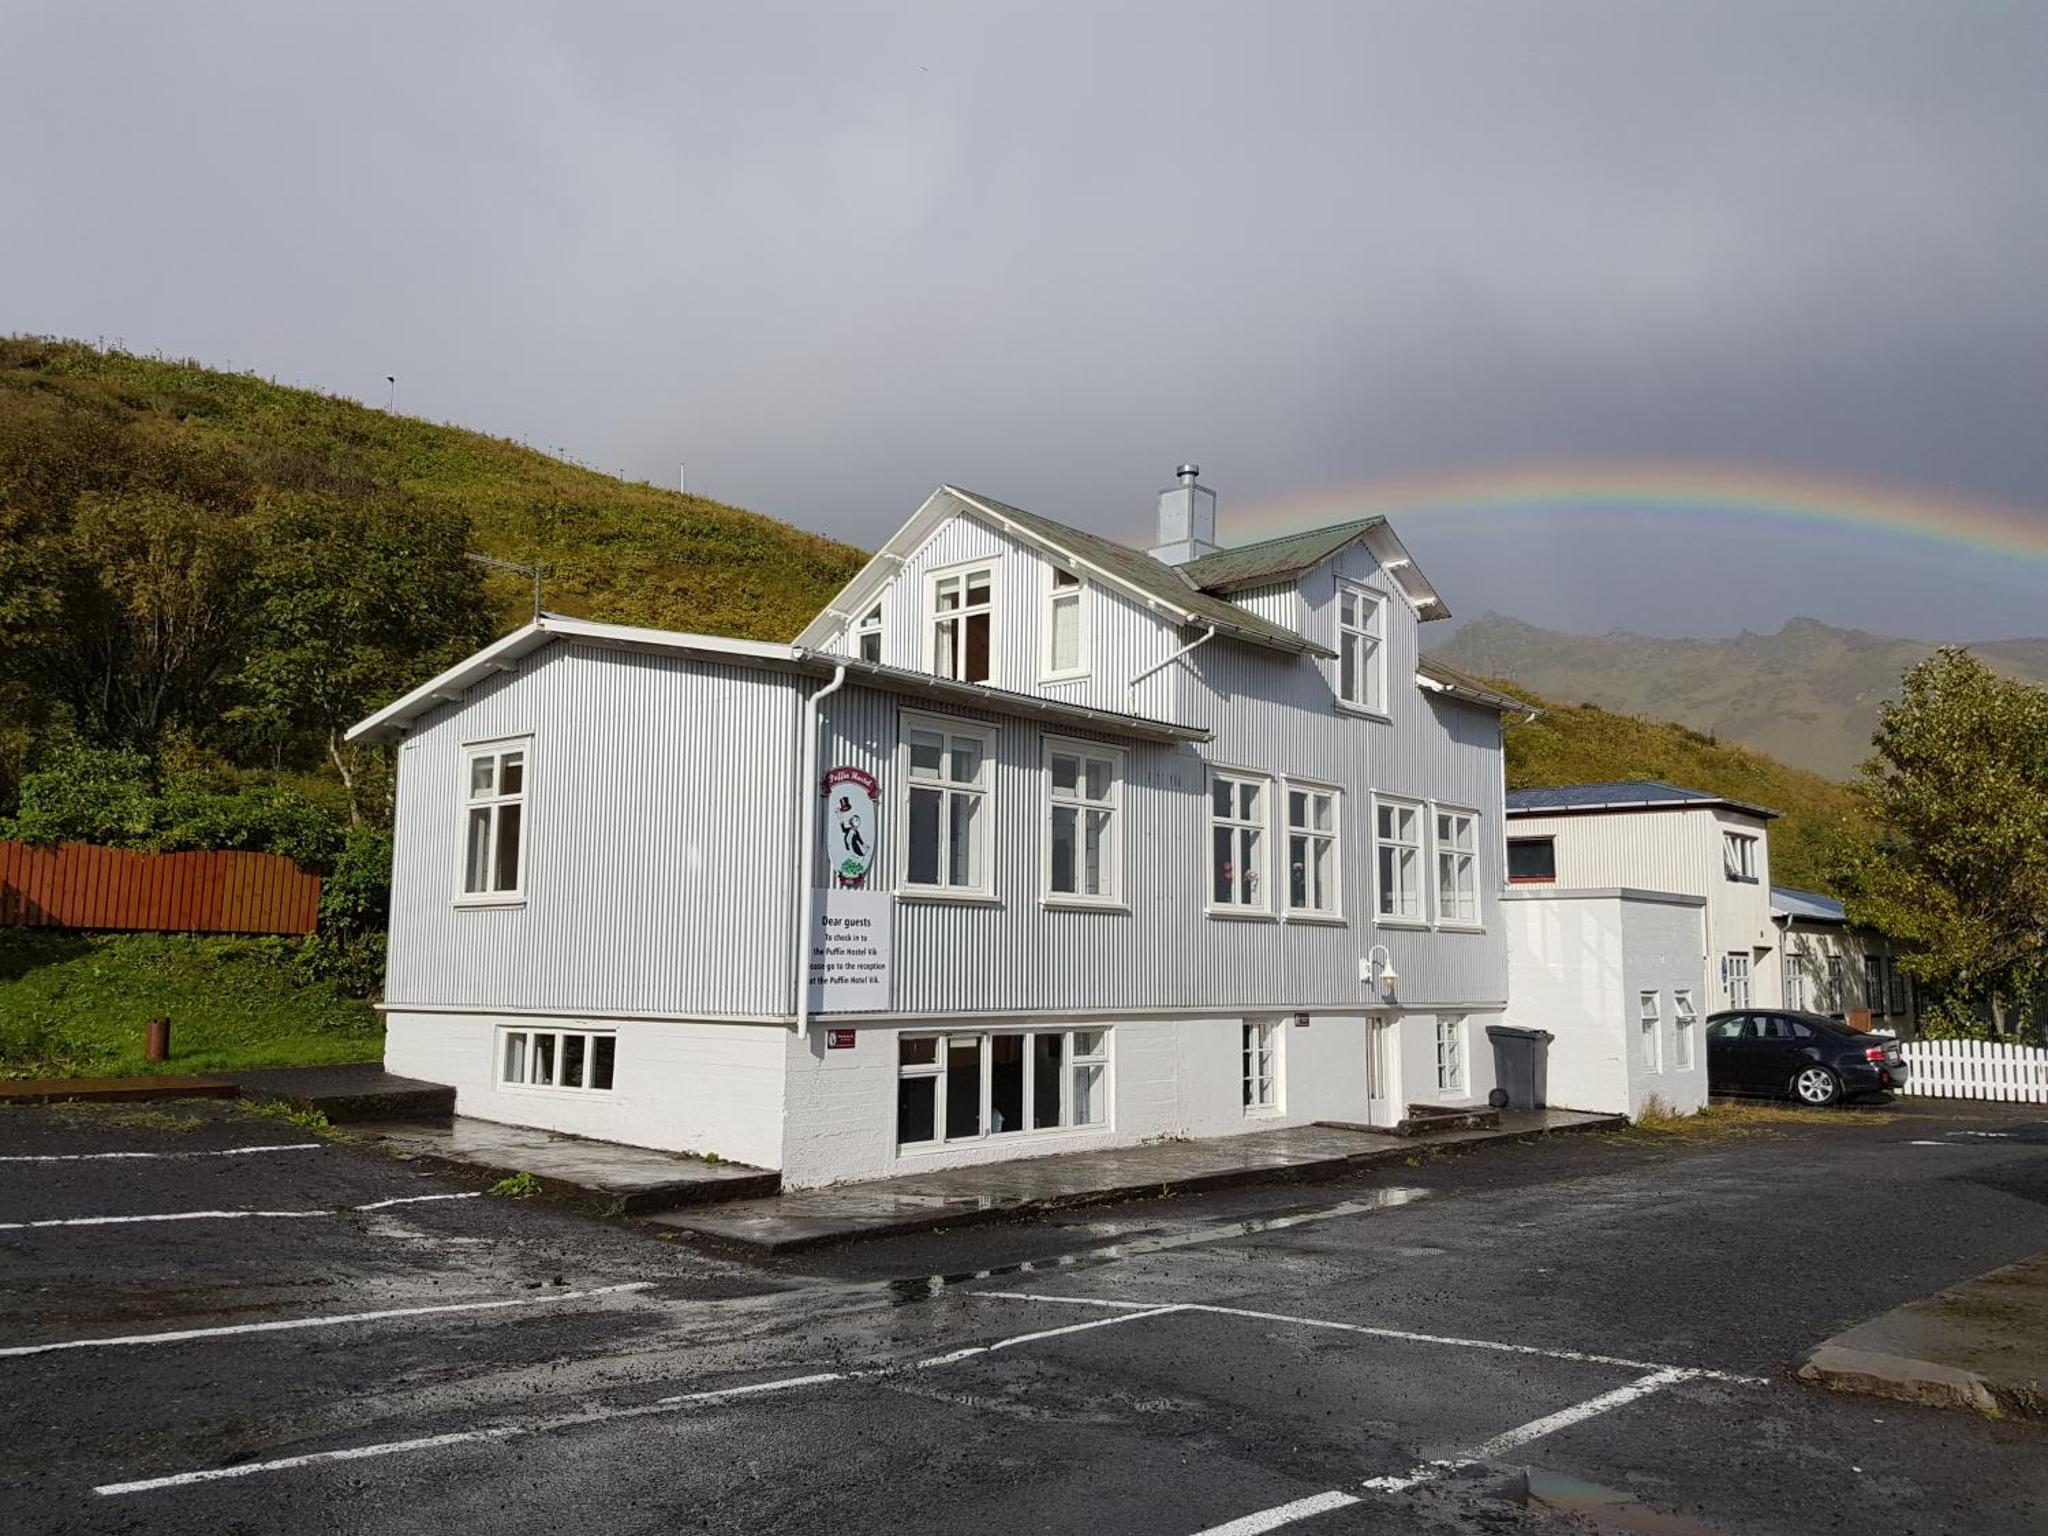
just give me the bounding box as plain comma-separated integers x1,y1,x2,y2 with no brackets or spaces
0,1143,325,1163
976,1292,1769,1385
1,1191,481,1230
0,1281,656,1358
94,1297,1174,1496
1188,1490,1361,1535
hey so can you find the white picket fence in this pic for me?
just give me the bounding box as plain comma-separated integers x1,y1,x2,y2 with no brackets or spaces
1898,1039,2048,1103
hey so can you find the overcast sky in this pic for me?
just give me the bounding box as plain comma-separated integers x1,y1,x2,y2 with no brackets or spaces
5,2,2044,639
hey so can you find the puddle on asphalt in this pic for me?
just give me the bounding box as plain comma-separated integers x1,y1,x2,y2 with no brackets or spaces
1521,1467,1730,1535
887,1185,1430,1303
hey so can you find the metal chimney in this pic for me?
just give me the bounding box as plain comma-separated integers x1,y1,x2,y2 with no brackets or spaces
1150,464,1218,565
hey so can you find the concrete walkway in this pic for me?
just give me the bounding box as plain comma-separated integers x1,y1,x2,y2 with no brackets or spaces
652,1107,1619,1253
234,1063,453,1122
361,1117,779,1213
1800,1253,2048,1417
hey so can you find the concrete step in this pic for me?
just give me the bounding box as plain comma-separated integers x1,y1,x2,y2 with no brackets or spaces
232,1064,455,1124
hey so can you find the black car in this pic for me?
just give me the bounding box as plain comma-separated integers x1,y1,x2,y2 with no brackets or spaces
1704,1009,1909,1105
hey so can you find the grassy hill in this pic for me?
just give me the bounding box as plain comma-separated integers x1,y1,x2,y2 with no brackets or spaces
1432,613,2048,780
1491,677,1871,893
0,337,867,639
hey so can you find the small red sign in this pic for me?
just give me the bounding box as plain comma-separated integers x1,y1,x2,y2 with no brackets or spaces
827,1028,857,1050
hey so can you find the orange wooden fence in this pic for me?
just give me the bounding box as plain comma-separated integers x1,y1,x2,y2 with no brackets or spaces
0,841,322,936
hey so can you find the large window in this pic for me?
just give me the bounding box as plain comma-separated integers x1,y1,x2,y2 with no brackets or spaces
1723,831,1759,882
902,715,995,896
897,1028,1109,1147
1045,738,1120,903
852,602,884,663
1375,797,1424,922
1673,990,1698,1069
462,741,527,899
1286,785,1339,917
1864,954,1887,1016
1434,807,1480,925
929,566,993,682
1784,953,1806,1011
1043,566,1087,679
1336,583,1386,713
1507,837,1556,884
1723,952,1751,1009
1210,770,1270,912
1638,990,1662,1071
1242,1018,1281,1112
499,1027,614,1093
1436,1015,1465,1095
1826,954,1846,1013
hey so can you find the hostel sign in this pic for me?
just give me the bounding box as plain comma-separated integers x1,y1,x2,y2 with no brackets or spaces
822,766,879,888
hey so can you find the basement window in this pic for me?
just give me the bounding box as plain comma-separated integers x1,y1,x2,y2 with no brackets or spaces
499,1027,615,1092
897,1028,1111,1149
460,740,528,902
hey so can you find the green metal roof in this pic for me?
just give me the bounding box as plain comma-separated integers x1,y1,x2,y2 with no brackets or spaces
946,487,1334,657
1178,518,1387,594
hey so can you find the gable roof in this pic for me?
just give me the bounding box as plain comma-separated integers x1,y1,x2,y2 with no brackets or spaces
1179,517,1449,619
1415,657,1529,715
1505,779,1782,820
1771,885,1847,924
346,615,1211,747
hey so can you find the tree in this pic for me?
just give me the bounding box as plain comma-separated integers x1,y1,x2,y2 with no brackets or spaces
1834,649,2048,1036
232,489,495,824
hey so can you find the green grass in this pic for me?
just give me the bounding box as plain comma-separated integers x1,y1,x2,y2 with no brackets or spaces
0,930,381,1079
2,336,870,640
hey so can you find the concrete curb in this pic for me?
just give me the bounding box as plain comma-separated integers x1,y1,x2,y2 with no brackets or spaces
378,1144,782,1216
0,1075,237,1105
1798,1343,2004,1415
661,1111,1627,1256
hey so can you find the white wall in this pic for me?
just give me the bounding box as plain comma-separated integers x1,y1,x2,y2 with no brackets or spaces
383,1011,789,1170
776,1010,1496,1188
1503,889,1708,1117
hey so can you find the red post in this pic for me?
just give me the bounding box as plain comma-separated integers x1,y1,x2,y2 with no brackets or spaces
144,1015,171,1062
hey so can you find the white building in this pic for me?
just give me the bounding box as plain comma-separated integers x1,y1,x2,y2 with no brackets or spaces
350,470,1530,1188
1772,885,1919,1036
1505,781,1784,1015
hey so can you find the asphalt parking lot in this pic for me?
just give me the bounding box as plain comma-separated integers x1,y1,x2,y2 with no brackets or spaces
3,1096,2046,1535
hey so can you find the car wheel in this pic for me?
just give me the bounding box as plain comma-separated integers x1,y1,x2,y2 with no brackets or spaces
1792,1066,1841,1107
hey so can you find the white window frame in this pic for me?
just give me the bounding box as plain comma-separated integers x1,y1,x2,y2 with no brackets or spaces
1242,1017,1283,1114
1723,831,1759,883
1040,565,1090,681
1042,736,1123,907
1784,952,1806,1011
1335,581,1387,715
1723,951,1751,1009
1373,793,1426,927
1638,990,1663,1072
496,1025,616,1094
457,737,530,905
1207,767,1273,917
851,601,885,664
897,711,998,901
1431,803,1483,929
896,1027,1112,1150
1435,1015,1465,1097
1673,989,1698,1069
1283,780,1342,921
925,560,996,683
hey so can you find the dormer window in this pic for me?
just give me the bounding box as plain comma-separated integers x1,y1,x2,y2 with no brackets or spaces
1042,566,1087,680
929,566,993,683
1336,583,1385,714
852,603,884,663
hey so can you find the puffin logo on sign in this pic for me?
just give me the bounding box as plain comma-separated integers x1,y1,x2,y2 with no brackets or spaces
823,766,880,888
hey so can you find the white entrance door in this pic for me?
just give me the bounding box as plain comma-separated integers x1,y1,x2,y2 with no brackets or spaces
1366,1016,1399,1128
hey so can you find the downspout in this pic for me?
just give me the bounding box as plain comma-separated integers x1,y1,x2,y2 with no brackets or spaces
1127,625,1217,691
793,663,849,1036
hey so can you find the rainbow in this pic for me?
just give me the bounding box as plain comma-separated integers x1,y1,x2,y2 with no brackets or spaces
1218,464,2048,568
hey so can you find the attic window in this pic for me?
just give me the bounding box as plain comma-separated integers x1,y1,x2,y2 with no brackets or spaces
853,603,884,663
1336,583,1385,713
1043,566,1087,679
930,567,993,683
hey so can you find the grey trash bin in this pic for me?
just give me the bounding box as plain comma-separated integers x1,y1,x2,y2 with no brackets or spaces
1485,1025,1553,1110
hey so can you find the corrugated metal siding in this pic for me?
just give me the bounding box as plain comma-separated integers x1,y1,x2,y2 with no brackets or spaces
387,643,803,1018
0,841,320,934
